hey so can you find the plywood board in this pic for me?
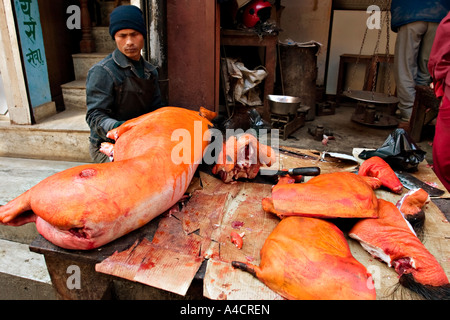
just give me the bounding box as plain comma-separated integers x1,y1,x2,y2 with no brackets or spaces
96,238,203,296
203,259,283,300
202,180,282,300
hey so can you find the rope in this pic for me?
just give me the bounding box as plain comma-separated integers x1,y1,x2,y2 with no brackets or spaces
347,0,393,99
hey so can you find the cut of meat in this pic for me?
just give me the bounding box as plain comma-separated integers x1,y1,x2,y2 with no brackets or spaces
349,199,449,299
358,156,403,194
232,216,377,300
262,172,379,219
396,188,430,238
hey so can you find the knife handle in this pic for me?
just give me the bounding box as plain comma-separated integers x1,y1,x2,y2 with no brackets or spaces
289,167,321,176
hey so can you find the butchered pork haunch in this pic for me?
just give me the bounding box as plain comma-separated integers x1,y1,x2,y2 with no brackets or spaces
0,107,216,250
349,199,450,300
232,216,377,300
262,172,379,219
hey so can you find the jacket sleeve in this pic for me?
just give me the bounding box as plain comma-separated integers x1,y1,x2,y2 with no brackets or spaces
85,65,121,140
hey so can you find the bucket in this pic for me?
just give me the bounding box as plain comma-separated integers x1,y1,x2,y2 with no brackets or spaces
279,44,319,121
267,95,301,115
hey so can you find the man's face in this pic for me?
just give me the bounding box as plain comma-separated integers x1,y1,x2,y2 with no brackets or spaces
114,29,144,61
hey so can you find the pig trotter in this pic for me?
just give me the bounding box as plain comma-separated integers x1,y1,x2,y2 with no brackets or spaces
232,261,257,277
0,191,32,226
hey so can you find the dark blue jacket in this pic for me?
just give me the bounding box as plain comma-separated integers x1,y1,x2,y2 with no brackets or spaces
391,0,450,32
86,49,162,146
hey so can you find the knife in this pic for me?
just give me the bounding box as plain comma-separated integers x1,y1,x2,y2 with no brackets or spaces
395,171,445,197
259,166,321,177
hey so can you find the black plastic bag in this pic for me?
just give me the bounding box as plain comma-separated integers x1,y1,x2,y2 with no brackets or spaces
248,108,271,131
358,128,426,172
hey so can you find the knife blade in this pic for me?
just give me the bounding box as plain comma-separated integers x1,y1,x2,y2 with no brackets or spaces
259,166,321,177
395,171,445,197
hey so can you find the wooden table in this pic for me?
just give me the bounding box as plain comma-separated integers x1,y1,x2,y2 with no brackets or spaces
29,148,450,300
29,218,164,299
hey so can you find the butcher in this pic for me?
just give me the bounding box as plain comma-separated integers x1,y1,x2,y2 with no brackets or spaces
86,5,162,163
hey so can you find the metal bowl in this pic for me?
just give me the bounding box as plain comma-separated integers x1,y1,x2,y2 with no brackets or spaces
267,95,301,115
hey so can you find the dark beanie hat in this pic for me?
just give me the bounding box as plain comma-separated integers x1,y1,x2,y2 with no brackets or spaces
109,5,147,39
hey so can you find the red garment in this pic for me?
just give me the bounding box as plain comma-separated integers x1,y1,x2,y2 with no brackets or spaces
433,96,450,191
429,12,450,191
429,12,450,101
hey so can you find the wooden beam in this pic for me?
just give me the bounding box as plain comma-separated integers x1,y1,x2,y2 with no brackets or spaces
0,0,33,125
80,0,95,53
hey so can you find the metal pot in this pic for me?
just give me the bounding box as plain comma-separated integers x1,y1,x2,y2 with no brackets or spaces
267,95,301,115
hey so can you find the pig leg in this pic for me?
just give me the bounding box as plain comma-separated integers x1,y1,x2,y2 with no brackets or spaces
100,142,115,161
35,217,100,250
0,191,33,226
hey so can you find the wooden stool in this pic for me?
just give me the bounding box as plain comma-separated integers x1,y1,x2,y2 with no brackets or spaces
409,85,440,142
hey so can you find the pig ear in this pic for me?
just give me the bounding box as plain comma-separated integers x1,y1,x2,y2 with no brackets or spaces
359,156,403,194
199,106,217,121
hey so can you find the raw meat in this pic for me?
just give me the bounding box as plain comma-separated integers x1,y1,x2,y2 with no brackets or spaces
349,199,449,299
262,172,379,219
358,156,403,194
0,107,216,250
232,216,377,300
212,133,275,183
396,188,429,220
396,188,430,237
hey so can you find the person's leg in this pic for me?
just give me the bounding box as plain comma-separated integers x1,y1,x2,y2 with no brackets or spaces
394,21,427,120
416,22,438,86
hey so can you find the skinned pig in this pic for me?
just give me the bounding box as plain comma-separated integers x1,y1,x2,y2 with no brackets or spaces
0,107,216,250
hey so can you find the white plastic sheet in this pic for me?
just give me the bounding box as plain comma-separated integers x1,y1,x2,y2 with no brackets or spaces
222,58,268,106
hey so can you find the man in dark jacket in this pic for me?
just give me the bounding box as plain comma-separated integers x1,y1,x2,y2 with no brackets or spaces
86,5,162,163
391,0,450,121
